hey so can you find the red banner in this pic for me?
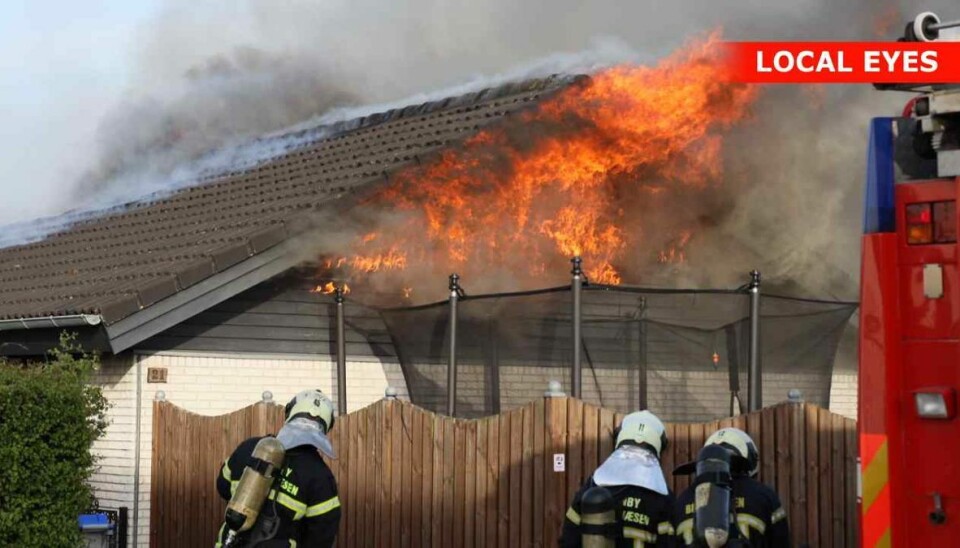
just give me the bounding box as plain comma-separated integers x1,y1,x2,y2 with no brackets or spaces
722,42,960,84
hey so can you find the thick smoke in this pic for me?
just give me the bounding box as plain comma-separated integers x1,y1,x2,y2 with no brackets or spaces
6,0,959,301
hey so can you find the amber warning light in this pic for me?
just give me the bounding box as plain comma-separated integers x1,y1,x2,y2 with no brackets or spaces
905,201,957,245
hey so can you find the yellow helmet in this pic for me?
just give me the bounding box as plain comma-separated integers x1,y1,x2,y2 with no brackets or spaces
704,427,759,477
284,389,335,433
614,410,667,459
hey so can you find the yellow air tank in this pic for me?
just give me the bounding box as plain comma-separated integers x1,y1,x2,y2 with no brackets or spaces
223,437,286,542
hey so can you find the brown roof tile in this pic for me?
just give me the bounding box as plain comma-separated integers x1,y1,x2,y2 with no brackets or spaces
0,75,577,324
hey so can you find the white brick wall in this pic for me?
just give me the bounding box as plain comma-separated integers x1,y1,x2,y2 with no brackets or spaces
89,354,137,518
403,363,860,421
829,373,858,419
88,351,406,548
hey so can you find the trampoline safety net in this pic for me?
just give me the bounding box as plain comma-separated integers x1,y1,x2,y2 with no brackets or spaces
379,285,856,422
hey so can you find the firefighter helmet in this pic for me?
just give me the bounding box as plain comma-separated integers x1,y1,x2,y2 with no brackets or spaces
704,427,759,477
614,410,668,459
284,389,335,433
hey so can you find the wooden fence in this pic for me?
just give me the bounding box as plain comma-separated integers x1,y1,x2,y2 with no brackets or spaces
150,397,858,547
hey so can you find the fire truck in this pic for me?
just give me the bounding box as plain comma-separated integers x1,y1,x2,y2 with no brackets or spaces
860,11,960,547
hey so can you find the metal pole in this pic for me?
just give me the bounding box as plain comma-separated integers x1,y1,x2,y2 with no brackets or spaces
571,256,583,399
447,274,461,416
335,285,347,416
637,298,648,411
747,270,762,412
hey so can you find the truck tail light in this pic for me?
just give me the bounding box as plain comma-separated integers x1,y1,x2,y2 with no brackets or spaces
906,201,957,245
914,388,956,419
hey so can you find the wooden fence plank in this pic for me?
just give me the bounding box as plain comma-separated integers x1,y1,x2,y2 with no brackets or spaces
761,404,777,489
498,411,511,548
598,406,616,461
661,423,676,494
817,408,833,548
346,411,358,548
464,419,477,548
488,413,500,548
408,407,422,548
357,407,369,548
582,403,599,483
392,400,410,547
521,403,534,547
510,408,524,546
805,404,820,548
454,419,467,547
380,401,392,548
673,423,691,496
175,406,187,544
369,403,382,548
422,408,435,548
533,398,546,548
544,397,568,545
442,417,456,547
745,410,762,482
566,399,584,508
475,419,488,548
789,403,806,547
775,404,793,545
400,402,414,548
843,417,858,548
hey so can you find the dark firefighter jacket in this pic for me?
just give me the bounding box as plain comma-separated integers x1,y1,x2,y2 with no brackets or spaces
673,476,790,547
559,477,676,547
215,436,341,548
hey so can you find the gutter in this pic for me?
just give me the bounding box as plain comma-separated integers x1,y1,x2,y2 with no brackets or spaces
0,314,102,331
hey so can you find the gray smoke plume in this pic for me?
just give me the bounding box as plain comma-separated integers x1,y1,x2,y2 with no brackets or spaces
5,0,958,302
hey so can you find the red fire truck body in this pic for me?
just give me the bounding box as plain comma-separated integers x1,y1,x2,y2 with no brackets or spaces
860,84,960,544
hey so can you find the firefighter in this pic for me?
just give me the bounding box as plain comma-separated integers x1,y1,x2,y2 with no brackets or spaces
215,389,341,548
673,428,790,547
559,410,676,547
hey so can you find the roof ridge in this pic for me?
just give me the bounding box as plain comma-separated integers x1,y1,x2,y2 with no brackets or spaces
191,73,586,182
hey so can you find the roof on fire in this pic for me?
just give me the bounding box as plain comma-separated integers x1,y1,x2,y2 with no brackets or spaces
0,75,582,353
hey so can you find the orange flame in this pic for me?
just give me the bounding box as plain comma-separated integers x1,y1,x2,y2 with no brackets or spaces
658,230,693,264
327,34,756,293
312,282,351,295
349,246,407,273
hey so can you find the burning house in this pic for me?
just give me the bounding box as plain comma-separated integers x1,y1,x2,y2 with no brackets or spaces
0,40,855,545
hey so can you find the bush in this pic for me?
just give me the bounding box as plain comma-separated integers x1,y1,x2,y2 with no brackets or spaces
0,334,109,547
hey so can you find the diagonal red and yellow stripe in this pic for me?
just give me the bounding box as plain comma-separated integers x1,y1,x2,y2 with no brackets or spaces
861,433,891,548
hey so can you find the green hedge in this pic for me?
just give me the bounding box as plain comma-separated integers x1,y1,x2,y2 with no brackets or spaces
0,335,109,547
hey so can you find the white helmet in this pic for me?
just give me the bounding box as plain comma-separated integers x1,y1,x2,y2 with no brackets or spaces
615,410,668,459
704,427,759,477
284,389,336,433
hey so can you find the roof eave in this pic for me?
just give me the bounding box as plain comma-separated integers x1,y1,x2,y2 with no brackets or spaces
0,314,103,331
103,236,302,353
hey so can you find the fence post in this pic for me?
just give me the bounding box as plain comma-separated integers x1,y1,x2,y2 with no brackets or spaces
335,285,348,415
571,256,583,399
448,273,462,416
748,270,763,411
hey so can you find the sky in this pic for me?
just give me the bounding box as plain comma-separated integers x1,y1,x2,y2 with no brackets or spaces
0,0,159,223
